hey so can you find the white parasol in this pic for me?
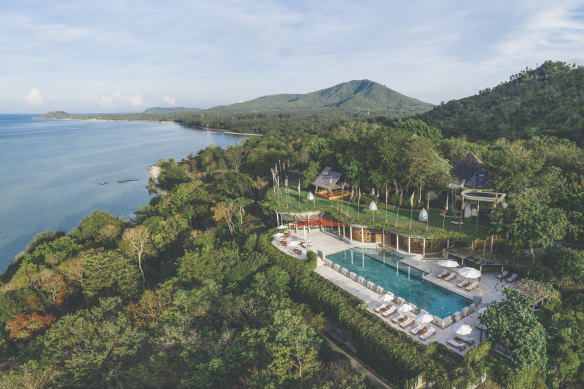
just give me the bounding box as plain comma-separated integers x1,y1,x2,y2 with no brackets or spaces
379,292,394,303
437,259,459,268
415,313,433,324
396,303,413,313
458,267,481,279
453,323,473,336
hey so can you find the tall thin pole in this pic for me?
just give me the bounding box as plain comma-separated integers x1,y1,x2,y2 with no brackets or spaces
460,195,463,232
409,205,413,230
476,200,480,232
395,205,400,227
426,193,430,231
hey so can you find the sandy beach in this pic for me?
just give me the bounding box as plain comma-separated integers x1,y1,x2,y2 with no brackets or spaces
149,165,161,179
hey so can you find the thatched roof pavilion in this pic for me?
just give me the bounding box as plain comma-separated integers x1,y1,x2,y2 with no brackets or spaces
451,151,489,189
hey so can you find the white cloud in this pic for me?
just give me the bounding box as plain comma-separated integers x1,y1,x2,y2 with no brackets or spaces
163,96,176,106
100,92,143,109
23,88,44,106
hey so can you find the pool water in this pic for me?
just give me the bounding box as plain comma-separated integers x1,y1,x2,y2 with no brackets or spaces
326,248,471,318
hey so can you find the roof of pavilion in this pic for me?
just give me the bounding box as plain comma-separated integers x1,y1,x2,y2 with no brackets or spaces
312,167,342,190
451,151,489,189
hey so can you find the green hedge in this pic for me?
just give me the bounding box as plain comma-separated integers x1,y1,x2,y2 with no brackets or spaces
293,272,427,388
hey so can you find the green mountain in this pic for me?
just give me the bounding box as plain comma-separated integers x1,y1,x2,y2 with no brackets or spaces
207,80,433,117
143,107,201,114
417,61,584,145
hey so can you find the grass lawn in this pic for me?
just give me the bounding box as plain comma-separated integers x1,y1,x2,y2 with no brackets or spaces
273,182,490,236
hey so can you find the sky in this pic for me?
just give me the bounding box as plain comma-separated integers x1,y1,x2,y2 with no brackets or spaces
1,0,584,113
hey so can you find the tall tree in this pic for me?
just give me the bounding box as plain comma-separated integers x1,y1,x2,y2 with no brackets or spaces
492,191,568,258
120,226,154,283
481,288,547,369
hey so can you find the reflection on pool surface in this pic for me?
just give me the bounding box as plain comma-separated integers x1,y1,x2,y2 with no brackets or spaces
326,248,471,318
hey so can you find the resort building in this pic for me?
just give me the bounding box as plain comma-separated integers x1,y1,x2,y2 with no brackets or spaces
311,167,347,200
451,151,489,189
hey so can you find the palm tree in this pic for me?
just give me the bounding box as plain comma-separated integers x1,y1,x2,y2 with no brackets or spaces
147,177,158,196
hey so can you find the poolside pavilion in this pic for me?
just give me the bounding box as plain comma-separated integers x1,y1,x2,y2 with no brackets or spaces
311,167,348,200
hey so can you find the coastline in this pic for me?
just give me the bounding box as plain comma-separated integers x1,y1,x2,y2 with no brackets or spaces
148,165,168,196
34,116,262,136
149,165,161,179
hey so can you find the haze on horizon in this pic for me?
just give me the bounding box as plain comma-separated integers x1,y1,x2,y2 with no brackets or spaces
1,0,584,113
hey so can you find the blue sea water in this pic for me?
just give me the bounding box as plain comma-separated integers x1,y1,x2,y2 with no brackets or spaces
326,248,471,318
0,114,248,272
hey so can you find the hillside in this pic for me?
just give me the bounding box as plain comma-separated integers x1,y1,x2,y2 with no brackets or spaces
417,61,584,144
37,111,73,119
207,80,433,117
143,107,201,114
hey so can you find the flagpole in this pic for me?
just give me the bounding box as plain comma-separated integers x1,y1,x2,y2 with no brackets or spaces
395,205,400,227
476,200,480,232
460,195,463,232
298,181,301,208
443,194,448,230
409,190,415,231
426,193,430,231
357,187,360,221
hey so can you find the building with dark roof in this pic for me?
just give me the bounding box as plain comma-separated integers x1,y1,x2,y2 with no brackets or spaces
450,151,489,189
312,167,342,190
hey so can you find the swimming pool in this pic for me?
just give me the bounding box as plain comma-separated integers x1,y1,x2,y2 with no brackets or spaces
326,248,471,318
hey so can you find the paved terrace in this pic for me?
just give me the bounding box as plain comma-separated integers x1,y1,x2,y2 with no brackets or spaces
272,229,507,356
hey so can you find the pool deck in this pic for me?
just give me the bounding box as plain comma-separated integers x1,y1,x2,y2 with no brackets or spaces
272,229,508,356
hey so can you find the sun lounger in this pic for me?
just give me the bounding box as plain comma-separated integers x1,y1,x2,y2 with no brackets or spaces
391,313,405,323
400,317,414,328
506,273,518,282
457,336,475,345
458,281,471,288
381,305,397,317
444,273,456,281
374,303,389,313
448,339,467,351
466,281,479,291
410,324,424,334
436,269,448,278
420,327,436,340
496,270,509,279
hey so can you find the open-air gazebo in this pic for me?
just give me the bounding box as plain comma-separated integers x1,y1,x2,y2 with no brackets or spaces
312,167,348,200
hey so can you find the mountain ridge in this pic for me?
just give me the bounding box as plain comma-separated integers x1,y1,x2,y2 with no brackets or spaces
142,80,433,117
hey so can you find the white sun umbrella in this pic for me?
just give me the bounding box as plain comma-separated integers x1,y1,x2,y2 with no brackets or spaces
458,267,481,279
379,292,394,302
453,323,473,336
415,313,433,324
397,303,413,313
437,259,459,268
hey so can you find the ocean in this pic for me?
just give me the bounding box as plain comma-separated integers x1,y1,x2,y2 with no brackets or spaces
0,114,248,272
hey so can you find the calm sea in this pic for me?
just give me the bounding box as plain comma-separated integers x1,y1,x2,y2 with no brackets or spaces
0,114,248,272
